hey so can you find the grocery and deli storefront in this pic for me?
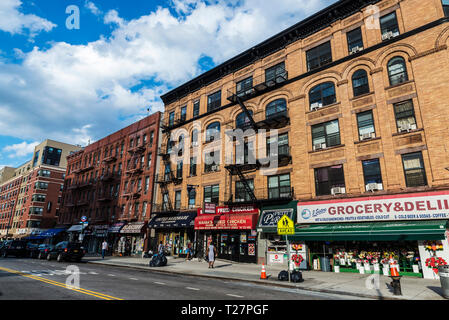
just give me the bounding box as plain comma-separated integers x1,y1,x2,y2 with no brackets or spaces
295,191,449,279
119,222,147,256
194,205,259,263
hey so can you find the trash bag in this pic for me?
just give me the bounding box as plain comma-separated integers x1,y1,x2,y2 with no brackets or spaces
290,270,304,283
149,253,167,267
159,255,167,267
278,270,289,281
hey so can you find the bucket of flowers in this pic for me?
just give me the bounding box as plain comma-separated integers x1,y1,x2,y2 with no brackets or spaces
291,254,304,271
381,258,390,276
333,254,340,273
425,256,447,275
424,241,444,254
356,258,362,271
364,257,371,272
372,258,380,272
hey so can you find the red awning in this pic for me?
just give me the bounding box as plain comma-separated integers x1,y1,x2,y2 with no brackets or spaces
194,213,258,230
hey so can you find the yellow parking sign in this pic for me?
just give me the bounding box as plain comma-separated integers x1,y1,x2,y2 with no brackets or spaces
277,215,294,235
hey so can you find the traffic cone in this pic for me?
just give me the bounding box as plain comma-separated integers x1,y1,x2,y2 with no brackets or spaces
389,256,399,277
260,263,267,279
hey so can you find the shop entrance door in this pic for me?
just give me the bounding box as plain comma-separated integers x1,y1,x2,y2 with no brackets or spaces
229,234,240,262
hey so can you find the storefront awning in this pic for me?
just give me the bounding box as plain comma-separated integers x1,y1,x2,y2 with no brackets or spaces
194,213,258,230
40,228,67,238
120,222,147,234
108,222,126,233
148,211,197,229
257,208,294,233
289,220,449,241
67,224,88,232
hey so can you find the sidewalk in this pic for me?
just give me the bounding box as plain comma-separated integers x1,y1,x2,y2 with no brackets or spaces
84,256,446,300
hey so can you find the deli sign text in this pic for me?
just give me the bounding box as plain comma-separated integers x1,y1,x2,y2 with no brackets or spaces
298,191,449,223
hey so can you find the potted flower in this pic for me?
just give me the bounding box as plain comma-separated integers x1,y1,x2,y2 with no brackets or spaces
291,254,304,271
372,258,380,272
364,259,371,272
333,255,340,273
356,259,362,270
381,258,390,276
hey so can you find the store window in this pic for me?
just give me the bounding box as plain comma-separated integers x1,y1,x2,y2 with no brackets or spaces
309,82,336,110
266,99,287,120
174,191,181,210
394,100,417,132
352,70,370,97
193,100,200,118
235,179,254,202
268,174,291,199
402,152,427,187
206,122,221,142
388,57,408,86
380,12,400,40
236,77,253,97
306,41,332,71
347,27,364,54
207,91,221,112
315,165,345,196
265,62,286,85
235,111,253,129
204,185,219,205
362,159,383,191
357,110,376,140
311,120,341,150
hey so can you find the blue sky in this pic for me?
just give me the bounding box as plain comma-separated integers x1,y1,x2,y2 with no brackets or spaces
0,0,335,168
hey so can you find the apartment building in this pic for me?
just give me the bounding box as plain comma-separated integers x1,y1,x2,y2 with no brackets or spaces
58,112,161,255
0,140,81,239
155,0,449,278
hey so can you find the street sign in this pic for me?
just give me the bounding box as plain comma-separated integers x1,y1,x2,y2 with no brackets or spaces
277,215,294,235
81,216,87,223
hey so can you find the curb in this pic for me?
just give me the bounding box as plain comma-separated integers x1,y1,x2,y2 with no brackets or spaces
85,260,405,300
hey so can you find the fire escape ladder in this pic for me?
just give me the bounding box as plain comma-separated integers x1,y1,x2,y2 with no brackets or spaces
226,165,257,202
236,96,258,131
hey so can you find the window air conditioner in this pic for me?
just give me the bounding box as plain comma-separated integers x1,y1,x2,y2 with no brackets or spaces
366,183,379,192
331,187,345,195
311,102,323,111
399,123,416,133
313,143,326,151
381,31,394,41
350,46,363,54
211,165,219,171
360,132,375,141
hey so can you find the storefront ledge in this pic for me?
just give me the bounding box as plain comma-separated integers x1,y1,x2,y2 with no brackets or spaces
85,259,407,300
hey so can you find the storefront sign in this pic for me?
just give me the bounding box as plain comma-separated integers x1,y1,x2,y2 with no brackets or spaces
194,213,258,230
108,222,126,233
120,222,146,234
258,208,294,231
298,191,449,224
93,225,109,237
148,211,197,228
204,203,216,214
269,253,284,264
198,205,258,215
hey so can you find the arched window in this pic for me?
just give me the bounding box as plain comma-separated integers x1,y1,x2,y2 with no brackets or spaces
309,82,336,110
387,57,408,86
206,122,221,142
266,99,287,119
236,111,253,129
352,70,369,97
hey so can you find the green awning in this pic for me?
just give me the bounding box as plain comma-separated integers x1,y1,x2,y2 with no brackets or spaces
288,220,448,241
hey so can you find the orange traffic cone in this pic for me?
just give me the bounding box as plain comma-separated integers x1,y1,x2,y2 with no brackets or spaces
389,256,399,277
260,263,267,279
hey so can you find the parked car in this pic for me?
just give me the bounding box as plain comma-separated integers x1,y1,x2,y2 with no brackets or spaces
37,244,55,259
46,241,85,262
26,243,41,258
1,240,27,258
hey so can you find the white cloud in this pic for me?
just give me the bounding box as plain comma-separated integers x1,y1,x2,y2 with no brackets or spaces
0,0,334,147
0,0,56,36
3,141,39,158
85,1,102,16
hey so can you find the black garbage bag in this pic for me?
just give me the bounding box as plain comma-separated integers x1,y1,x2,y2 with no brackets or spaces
278,270,289,281
149,253,167,267
290,270,304,283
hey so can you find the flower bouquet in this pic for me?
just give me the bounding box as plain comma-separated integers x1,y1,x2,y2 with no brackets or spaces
424,241,444,253
425,256,447,274
381,258,390,276
291,254,304,270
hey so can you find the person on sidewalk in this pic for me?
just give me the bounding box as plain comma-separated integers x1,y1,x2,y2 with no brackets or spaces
158,241,164,255
208,242,217,269
185,242,192,261
101,240,108,259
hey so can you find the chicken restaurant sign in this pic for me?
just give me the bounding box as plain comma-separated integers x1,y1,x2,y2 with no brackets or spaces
297,191,449,224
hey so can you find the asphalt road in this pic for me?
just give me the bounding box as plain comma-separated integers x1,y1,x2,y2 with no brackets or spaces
0,257,367,301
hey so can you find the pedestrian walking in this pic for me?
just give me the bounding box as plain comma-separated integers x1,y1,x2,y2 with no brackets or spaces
208,241,217,269
101,239,108,259
185,242,192,261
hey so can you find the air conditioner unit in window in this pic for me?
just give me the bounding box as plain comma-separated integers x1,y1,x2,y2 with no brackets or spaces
360,132,375,141
399,123,416,133
381,31,394,41
311,102,323,111
313,143,326,151
350,46,363,54
366,183,379,192
211,165,219,171
331,187,345,195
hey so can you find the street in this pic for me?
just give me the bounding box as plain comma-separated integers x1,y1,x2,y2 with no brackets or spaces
0,258,368,300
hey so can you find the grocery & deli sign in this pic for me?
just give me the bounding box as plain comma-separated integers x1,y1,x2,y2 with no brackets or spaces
297,191,449,224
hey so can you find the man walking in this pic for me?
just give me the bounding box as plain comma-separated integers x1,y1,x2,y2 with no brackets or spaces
102,239,108,259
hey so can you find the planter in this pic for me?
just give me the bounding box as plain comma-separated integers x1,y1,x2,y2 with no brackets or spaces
334,266,340,273
382,267,389,276
373,263,380,272
364,263,371,272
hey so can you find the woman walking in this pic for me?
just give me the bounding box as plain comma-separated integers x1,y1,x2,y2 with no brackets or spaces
208,241,217,268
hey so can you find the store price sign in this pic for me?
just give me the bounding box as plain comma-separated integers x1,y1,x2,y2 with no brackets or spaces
277,215,294,235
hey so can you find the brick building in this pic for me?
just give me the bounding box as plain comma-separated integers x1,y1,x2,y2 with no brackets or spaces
58,112,161,256
0,140,81,239
156,0,449,278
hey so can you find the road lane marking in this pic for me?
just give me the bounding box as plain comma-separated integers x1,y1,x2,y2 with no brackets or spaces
226,294,244,298
0,266,123,300
154,282,165,285
108,274,116,277
129,278,139,281
186,287,200,291
89,272,99,275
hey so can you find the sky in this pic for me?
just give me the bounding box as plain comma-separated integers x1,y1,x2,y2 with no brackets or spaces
0,0,336,169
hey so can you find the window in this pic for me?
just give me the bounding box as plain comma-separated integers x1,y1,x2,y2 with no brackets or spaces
347,27,363,54
175,191,181,210
235,180,254,202
312,120,341,149
180,106,187,122
147,153,152,168
204,185,219,205
402,152,427,187
205,151,220,172
145,176,150,192
388,57,408,86
380,12,400,40
177,161,183,179
236,77,253,97
142,202,148,217
207,91,221,112
149,131,154,147
162,193,170,211
38,170,51,177
352,70,369,96
315,165,345,196
267,133,289,157
265,62,286,85
394,100,417,132
266,99,287,119
236,111,253,129
268,174,291,199
362,159,383,191
444,0,449,16
164,164,171,182
191,129,199,147
306,41,332,71
42,146,62,166
235,141,255,165
206,122,221,142
189,157,197,176
34,182,49,190
309,82,336,110
188,188,196,209
32,194,46,202
143,134,147,143
33,150,40,167
357,111,376,140
193,100,200,118
169,111,175,127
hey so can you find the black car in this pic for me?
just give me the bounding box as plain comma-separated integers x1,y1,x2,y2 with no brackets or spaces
47,241,85,262
37,244,55,259
1,240,27,258
26,243,41,258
